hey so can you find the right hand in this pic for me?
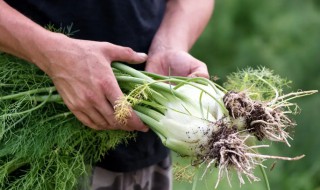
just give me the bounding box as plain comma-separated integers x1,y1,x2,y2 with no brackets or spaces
36,33,148,131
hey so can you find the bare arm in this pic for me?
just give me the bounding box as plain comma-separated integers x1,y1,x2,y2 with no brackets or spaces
0,1,56,67
0,0,148,131
146,0,214,77
150,0,214,52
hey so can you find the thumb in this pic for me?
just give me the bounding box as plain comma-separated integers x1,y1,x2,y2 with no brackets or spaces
189,72,210,78
109,45,148,64
188,62,209,78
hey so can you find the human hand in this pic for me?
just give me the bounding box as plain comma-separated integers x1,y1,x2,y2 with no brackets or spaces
145,50,209,78
37,34,148,131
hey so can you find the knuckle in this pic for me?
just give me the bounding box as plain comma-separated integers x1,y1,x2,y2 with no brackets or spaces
67,93,94,111
89,124,102,130
107,117,117,127
85,92,97,103
84,91,98,103
70,101,87,111
98,78,111,90
109,117,126,130
88,120,108,130
96,121,108,128
67,103,78,112
123,47,136,60
78,89,100,105
123,47,135,56
74,114,94,129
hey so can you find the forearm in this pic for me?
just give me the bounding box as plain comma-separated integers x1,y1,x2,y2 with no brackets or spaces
149,0,214,54
0,0,65,72
0,1,149,131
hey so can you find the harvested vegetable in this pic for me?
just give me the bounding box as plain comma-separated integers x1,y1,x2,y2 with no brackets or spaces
0,53,317,189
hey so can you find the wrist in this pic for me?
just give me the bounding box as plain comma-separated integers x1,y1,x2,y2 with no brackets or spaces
29,31,70,75
0,2,70,75
148,36,189,56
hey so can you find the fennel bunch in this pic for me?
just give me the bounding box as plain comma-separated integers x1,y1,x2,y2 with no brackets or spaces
0,53,317,189
113,63,315,188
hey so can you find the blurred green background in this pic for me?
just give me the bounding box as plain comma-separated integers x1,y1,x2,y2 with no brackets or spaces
174,0,320,189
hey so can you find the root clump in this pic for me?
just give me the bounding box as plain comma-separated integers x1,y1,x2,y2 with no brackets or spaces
196,123,260,188
223,91,294,145
194,121,304,188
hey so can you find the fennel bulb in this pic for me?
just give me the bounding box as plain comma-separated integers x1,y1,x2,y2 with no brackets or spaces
155,83,225,157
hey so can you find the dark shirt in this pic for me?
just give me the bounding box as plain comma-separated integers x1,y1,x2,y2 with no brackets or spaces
5,0,169,172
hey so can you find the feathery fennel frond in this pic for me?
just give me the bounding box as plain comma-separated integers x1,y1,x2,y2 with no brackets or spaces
0,53,134,190
223,67,291,101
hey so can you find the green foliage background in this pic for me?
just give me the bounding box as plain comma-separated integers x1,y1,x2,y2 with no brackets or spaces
174,0,320,189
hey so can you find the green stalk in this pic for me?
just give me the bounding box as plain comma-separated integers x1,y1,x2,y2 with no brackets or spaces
0,83,16,87
40,112,73,124
112,62,154,82
112,63,202,106
259,165,271,190
148,89,169,108
0,114,29,138
114,68,222,110
115,76,190,102
134,105,164,121
0,87,56,100
0,92,52,118
136,100,166,114
6,159,28,175
119,82,169,109
140,71,208,85
22,94,62,103
134,110,167,141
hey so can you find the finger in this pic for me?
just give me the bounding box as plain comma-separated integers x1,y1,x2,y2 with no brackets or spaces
85,107,112,129
101,77,148,132
73,110,102,130
107,44,148,64
188,61,209,78
144,60,163,74
93,95,120,130
105,100,148,132
125,108,149,132
111,97,148,132
189,71,210,78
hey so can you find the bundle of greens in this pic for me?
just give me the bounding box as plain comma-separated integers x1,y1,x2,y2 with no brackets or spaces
0,53,317,189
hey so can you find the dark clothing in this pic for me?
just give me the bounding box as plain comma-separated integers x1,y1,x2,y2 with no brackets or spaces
90,156,172,190
5,0,169,172
6,0,166,71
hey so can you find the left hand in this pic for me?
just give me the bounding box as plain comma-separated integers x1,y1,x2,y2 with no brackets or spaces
145,50,209,78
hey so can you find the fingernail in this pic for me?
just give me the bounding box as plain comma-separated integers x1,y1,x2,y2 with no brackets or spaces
139,126,149,132
137,52,148,59
189,72,209,79
189,74,197,78
142,128,149,132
